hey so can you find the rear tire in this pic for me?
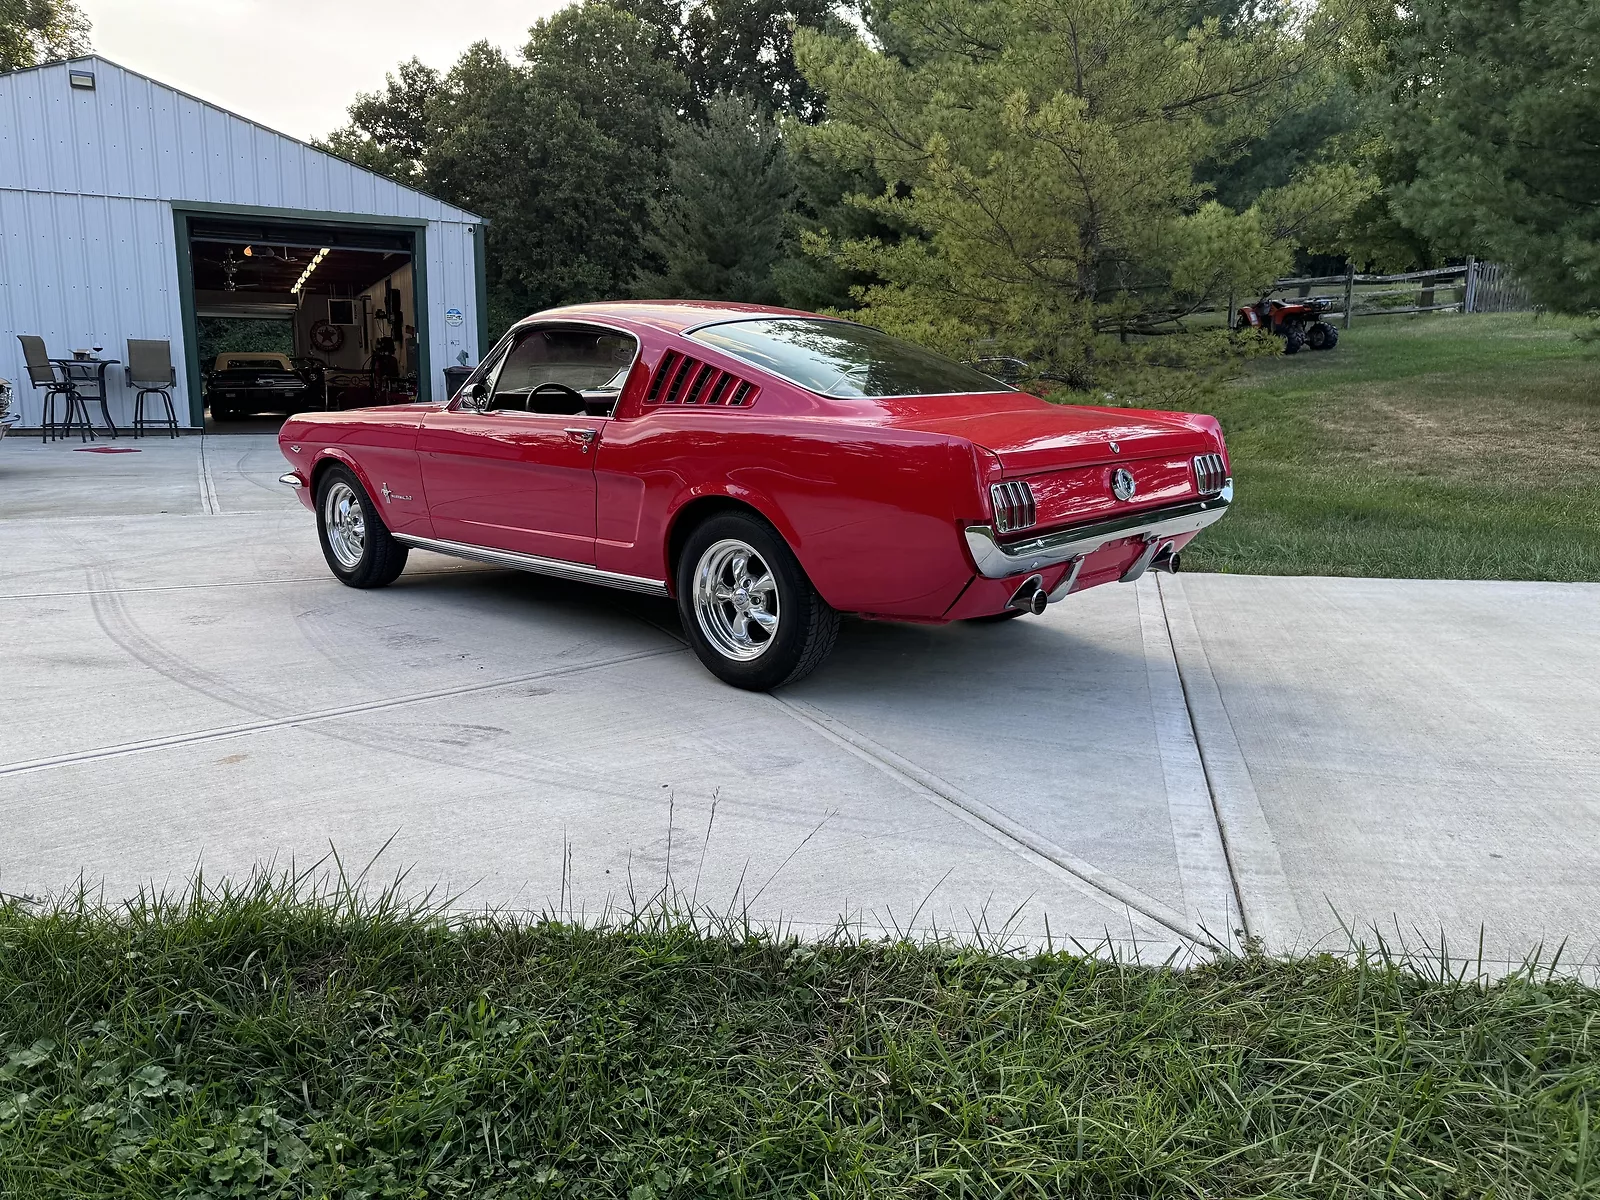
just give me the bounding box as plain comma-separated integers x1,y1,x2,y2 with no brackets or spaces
315,466,409,588
675,511,839,691
1309,322,1338,350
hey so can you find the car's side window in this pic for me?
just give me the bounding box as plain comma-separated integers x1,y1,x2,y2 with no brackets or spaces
487,326,637,417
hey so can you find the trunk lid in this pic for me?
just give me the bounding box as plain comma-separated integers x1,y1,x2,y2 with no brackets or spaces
874,393,1212,474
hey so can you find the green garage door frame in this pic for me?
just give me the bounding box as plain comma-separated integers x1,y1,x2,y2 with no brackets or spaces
171,201,432,428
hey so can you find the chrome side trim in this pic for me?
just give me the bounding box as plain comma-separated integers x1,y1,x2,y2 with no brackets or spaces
278,472,304,489
391,533,670,597
964,481,1232,579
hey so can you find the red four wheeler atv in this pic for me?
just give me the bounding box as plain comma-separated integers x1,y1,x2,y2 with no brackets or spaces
1235,296,1339,354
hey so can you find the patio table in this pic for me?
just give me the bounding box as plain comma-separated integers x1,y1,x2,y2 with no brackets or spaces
50,357,121,438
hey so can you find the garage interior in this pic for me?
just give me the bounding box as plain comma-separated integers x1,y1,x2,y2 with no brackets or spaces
186,215,420,429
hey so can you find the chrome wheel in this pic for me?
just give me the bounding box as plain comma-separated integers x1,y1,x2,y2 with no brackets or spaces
692,538,780,662
323,481,366,570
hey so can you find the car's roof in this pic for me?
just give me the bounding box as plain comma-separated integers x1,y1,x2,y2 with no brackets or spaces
527,300,846,335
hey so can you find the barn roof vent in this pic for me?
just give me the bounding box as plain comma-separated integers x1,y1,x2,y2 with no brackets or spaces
68,70,96,90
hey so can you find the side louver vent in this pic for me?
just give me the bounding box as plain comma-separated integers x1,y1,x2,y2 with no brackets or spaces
990,481,1038,534
643,350,759,408
1192,453,1228,496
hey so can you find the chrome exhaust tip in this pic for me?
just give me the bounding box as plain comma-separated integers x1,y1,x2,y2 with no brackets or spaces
1151,544,1181,575
1008,574,1049,615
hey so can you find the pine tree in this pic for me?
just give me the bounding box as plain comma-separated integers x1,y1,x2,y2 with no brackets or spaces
794,0,1374,382
1385,0,1600,314
635,94,797,303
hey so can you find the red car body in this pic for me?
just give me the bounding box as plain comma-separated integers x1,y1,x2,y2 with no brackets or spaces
278,301,1232,680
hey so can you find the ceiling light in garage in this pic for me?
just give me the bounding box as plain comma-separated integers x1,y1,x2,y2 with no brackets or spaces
291,248,332,295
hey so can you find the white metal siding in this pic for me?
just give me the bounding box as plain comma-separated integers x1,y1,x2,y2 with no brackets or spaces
0,190,184,428
0,56,482,425
427,221,481,382
0,58,477,222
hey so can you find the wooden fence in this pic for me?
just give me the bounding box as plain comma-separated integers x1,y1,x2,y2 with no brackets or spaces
1252,258,1535,329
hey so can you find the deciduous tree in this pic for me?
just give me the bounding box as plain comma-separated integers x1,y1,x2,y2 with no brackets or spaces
320,59,440,186
614,0,848,119
0,0,90,72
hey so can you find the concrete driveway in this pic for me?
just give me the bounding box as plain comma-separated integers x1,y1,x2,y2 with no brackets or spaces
4,433,1597,973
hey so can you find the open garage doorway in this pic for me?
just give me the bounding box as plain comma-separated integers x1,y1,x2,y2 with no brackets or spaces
174,208,429,432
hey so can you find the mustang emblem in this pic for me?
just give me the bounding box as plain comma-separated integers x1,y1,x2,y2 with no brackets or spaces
380,483,413,503
1110,468,1137,501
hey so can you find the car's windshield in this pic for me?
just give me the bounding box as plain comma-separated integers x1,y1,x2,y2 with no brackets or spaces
496,329,636,394
687,318,1012,399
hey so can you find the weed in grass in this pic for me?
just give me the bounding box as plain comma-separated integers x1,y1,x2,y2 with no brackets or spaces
1,870,1597,1198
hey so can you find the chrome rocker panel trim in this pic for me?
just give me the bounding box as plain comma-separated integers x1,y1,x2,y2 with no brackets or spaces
964,481,1232,580
391,533,670,597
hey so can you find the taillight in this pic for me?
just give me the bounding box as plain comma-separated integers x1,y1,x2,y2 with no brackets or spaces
990,481,1037,533
1192,453,1227,495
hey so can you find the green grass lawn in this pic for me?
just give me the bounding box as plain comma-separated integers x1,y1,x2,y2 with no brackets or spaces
1180,313,1600,580
2,883,1598,1198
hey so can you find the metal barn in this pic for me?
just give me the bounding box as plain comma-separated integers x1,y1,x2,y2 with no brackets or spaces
0,55,486,431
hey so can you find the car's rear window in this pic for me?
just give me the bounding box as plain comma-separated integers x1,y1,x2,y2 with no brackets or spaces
687,318,1012,398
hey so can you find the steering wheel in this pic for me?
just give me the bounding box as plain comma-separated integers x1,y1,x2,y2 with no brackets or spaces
531,381,587,414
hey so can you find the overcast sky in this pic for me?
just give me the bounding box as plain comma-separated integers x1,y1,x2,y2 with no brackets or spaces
81,0,567,142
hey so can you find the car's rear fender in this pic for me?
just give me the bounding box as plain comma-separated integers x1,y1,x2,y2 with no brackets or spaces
661,487,807,596
624,423,978,618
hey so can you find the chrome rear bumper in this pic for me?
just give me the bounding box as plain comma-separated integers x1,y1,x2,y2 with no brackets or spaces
964,482,1232,579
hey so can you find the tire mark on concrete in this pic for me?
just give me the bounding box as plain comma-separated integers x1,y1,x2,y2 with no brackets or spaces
9,572,685,783
1,645,681,780
0,569,471,603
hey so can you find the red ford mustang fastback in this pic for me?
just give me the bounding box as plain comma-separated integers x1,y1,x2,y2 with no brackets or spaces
278,302,1232,689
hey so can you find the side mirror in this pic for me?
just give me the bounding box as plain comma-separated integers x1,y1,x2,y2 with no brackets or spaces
465,379,489,409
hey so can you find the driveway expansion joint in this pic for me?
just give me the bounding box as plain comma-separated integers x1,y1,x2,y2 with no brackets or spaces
1156,574,1302,953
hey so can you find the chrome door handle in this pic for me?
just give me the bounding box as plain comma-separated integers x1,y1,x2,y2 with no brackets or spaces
564,427,597,453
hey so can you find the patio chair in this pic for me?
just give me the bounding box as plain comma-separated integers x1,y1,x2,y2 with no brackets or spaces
126,339,179,438
16,335,89,442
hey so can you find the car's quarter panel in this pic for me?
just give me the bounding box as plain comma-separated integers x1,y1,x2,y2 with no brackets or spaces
417,410,602,564
277,407,432,536
592,410,978,618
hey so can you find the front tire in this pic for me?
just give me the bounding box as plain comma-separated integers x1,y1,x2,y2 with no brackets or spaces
1283,329,1305,355
675,511,839,691
315,466,408,588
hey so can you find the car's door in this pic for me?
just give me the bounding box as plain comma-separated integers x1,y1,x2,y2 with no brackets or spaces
417,324,635,564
